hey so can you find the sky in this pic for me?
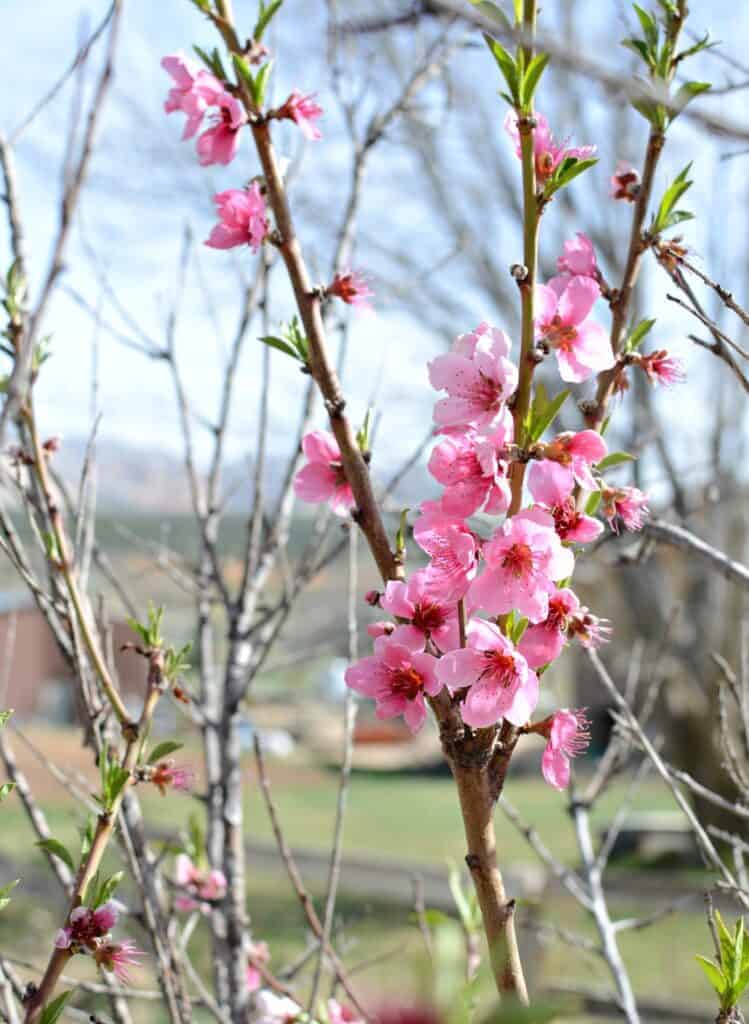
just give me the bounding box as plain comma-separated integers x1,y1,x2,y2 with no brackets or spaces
1,0,748,502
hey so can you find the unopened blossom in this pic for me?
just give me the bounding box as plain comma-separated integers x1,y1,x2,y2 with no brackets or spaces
276,89,323,140
175,853,227,913
504,110,595,184
535,276,615,383
55,903,118,950
327,270,374,312
518,587,580,669
469,509,574,623
380,569,460,653
246,940,270,994
162,53,223,139
345,637,441,733
196,89,247,165
94,939,144,982
364,589,381,607
205,185,269,252
540,709,591,789
436,620,538,728
610,161,640,202
413,500,478,600
601,484,649,533
428,416,513,518
528,429,607,499
557,232,599,283
429,325,517,430
367,620,395,640
150,759,194,796
252,990,303,1024
639,349,686,387
293,430,355,516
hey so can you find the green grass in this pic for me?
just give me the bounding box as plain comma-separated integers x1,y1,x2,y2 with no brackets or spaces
0,738,718,1021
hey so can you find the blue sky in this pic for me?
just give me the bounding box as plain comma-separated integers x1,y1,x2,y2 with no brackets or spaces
1,0,747,500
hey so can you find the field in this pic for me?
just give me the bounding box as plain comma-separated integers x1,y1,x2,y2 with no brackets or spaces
0,726,718,1022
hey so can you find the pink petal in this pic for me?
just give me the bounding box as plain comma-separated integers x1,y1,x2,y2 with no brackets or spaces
293,462,337,504
557,276,599,326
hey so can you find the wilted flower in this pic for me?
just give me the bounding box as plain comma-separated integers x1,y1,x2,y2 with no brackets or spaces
94,939,144,982
540,709,591,789
275,90,323,140
638,349,686,387
150,759,194,796
601,485,649,533
610,161,640,202
327,270,374,312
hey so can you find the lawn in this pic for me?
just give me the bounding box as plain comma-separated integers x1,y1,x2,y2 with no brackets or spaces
0,728,719,1021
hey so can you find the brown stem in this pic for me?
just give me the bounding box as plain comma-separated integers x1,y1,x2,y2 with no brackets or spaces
451,763,528,1002
588,1,687,431
250,120,400,582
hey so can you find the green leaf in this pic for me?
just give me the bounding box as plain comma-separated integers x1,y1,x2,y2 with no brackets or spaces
597,451,635,472
254,0,285,41
483,35,519,103
519,52,550,108
232,52,256,97
632,4,659,50
40,991,73,1024
0,710,12,728
253,59,274,107
356,408,373,456
0,782,14,802
695,955,725,997
544,157,598,198
622,37,655,68
188,0,212,12
651,163,693,234
395,508,410,557
676,32,717,63
91,870,124,909
584,490,602,516
36,839,75,873
468,1,513,32
663,209,694,230
0,879,19,911
525,384,570,443
624,317,656,352
260,335,301,361
147,740,183,764
672,80,711,115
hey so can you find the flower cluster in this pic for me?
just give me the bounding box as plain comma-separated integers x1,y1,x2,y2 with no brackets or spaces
54,902,143,982
291,222,657,789
174,853,227,914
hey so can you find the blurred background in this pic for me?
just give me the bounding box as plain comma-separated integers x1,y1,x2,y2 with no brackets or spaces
0,0,747,1020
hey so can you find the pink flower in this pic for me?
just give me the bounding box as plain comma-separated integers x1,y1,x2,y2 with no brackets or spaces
469,509,574,623
276,90,323,140
428,418,513,518
429,325,517,430
528,429,607,499
436,620,538,728
518,587,579,669
293,430,355,516
175,854,227,913
327,270,373,313
344,637,441,733
151,759,194,796
380,570,460,654
205,185,269,252
161,53,223,140
557,233,598,283
94,939,144,982
610,161,640,202
540,709,591,789
547,498,603,544
535,275,615,383
196,89,247,165
413,501,478,600
601,485,649,533
246,940,270,994
639,349,686,387
504,110,595,184
366,620,395,640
